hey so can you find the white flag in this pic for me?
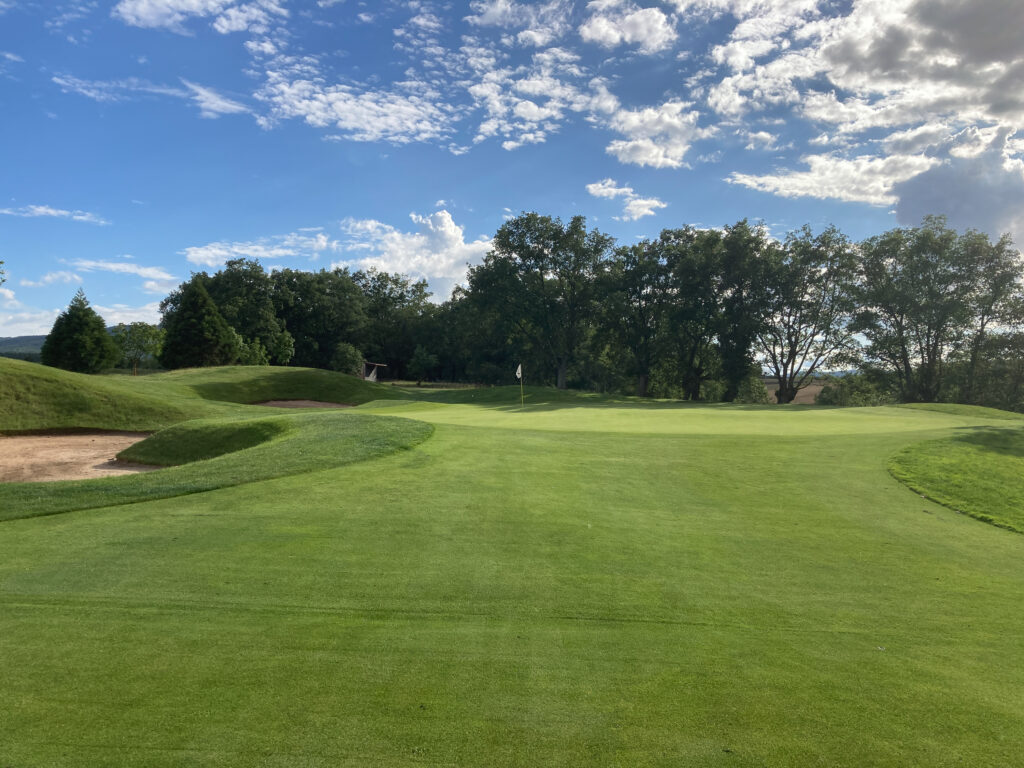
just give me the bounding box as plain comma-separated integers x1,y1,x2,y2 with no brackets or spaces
515,364,522,380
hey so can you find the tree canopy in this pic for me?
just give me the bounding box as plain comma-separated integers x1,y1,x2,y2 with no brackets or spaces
40,289,120,374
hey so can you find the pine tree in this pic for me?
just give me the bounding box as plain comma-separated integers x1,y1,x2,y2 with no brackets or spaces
40,289,120,373
159,279,239,369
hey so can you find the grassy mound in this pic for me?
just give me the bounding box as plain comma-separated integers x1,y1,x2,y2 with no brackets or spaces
0,411,432,521
897,402,1024,421
0,357,218,432
120,417,292,465
146,365,407,406
889,427,1024,532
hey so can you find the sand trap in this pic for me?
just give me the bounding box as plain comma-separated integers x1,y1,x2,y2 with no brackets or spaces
254,400,353,409
0,432,158,483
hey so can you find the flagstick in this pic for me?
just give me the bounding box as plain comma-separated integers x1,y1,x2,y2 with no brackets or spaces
520,371,524,410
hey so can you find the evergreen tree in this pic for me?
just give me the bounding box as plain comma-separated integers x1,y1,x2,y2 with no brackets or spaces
40,289,120,373
159,279,239,369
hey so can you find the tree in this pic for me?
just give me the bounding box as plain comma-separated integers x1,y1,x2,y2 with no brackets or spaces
600,240,669,397
959,231,1022,403
330,342,364,376
717,220,778,402
757,225,859,403
271,268,366,369
112,322,164,375
407,344,439,385
480,212,613,389
353,268,434,378
204,259,294,365
41,289,120,373
852,217,977,402
0,260,5,286
159,279,239,369
662,227,725,400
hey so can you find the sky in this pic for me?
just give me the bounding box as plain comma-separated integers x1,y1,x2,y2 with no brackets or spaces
2,0,1023,336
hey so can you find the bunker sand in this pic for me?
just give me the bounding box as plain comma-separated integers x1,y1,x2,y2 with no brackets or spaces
0,432,157,482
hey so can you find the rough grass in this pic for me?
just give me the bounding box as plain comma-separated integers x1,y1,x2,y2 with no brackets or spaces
147,365,407,406
889,427,1024,532
0,357,218,432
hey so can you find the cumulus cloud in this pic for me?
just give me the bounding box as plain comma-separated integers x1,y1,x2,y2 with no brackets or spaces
112,0,285,35
606,100,713,168
93,301,163,326
586,178,666,220
333,210,492,299
893,128,1024,245
181,229,340,267
0,204,109,225
0,309,62,337
728,152,942,206
579,2,678,54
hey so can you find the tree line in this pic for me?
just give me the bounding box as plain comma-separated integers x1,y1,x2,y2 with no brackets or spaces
36,213,1024,410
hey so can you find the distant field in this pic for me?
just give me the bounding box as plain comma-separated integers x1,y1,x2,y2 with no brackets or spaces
2,359,1024,767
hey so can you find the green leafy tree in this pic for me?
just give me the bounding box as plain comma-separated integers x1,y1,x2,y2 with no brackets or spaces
662,227,725,400
159,279,239,369
717,220,778,402
599,240,669,397
112,322,164,375
407,344,438,385
852,216,978,402
353,268,434,378
271,268,366,369
329,342,364,376
757,225,859,403
205,259,294,365
40,289,120,373
477,212,613,389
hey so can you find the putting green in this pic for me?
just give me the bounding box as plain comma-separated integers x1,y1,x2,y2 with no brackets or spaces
2,365,1024,766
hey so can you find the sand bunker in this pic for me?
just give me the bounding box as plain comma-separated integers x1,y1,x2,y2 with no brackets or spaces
0,432,157,483
254,400,353,409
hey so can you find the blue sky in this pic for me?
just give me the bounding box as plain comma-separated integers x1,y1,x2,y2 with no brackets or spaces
2,0,1023,336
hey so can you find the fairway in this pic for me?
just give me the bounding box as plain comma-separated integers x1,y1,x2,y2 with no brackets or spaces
2,366,1024,766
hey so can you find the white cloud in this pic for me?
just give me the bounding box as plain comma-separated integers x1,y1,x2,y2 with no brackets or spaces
181,79,249,117
466,0,574,46
585,177,666,220
620,196,668,220
94,301,162,326
0,286,20,308
579,3,677,55
606,100,713,168
0,309,62,337
333,210,491,299
0,204,109,225
70,259,176,281
181,230,340,267
256,61,457,143
112,0,234,32
893,128,1024,245
19,271,82,288
728,152,942,206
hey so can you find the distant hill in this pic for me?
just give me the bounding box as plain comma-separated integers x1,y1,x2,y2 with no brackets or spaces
0,335,46,356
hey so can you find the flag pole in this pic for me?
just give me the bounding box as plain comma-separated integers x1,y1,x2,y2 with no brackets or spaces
520,368,524,409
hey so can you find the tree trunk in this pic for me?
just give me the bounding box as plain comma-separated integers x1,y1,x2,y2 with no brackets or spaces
556,358,568,390
775,384,797,404
636,372,649,398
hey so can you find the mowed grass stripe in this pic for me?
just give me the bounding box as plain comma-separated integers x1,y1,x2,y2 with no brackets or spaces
3,408,1024,766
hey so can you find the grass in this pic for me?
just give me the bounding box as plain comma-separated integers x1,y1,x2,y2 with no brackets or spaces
889,427,1024,532
3,361,1024,765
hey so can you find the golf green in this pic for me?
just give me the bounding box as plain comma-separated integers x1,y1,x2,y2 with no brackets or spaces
2,365,1023,766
